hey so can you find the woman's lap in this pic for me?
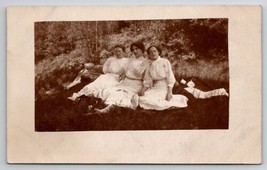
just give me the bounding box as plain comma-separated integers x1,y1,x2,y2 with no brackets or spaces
104,78,143,109
139,86,188,110
75,73,120,99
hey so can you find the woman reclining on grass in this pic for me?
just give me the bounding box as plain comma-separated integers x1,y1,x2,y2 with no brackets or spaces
67,45,128,101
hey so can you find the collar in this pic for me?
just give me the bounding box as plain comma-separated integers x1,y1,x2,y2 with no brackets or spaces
152,56,161,62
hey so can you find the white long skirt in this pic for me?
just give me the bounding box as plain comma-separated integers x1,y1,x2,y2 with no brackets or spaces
139,80,188,110
103,78,143,109
71,73,121,100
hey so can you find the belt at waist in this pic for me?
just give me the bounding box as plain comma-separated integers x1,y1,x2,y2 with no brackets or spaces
125,76,142,81
153,78,166,82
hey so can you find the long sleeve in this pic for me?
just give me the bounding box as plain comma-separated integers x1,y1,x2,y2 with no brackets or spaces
102,58,111,74
165,59,176,88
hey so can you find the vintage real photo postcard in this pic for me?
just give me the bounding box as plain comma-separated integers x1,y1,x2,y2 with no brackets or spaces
7,6,261,163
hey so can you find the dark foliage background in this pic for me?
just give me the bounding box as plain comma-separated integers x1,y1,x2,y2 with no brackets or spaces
35,19,228,93
35,19,229,131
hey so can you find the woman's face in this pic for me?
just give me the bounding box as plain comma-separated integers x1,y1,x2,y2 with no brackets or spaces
114,47,124,58
148,47,159,60
132,46,143,57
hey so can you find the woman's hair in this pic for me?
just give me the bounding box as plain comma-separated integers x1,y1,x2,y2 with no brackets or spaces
147,45,162,55
113,45,126,52
130,42,145,53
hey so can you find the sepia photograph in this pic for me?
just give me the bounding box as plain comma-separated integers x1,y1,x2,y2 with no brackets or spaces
7,6,261,164
35,19,229,131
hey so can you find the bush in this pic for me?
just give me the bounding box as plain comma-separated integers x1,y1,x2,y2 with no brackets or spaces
35,19,229,95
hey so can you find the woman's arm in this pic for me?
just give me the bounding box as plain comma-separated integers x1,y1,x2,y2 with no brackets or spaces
166,86,173,101
139,66,152,96
120,58,130,80
165,59,176,100
102,57,111,74
165,59,176,88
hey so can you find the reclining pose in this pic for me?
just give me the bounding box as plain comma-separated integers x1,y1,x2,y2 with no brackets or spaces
68,45,128,101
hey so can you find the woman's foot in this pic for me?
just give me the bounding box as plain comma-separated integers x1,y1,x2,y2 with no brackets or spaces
67,93,79,101
67,96,76,101
94,104,114,114
131,94,139,109
67,92,83,101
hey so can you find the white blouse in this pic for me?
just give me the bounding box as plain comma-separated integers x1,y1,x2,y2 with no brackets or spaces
144,56,176,88
102,57,128,75
124,56,149,80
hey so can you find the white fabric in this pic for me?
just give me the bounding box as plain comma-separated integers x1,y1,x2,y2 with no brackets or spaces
104,78,143,109
102,57,128,75
143,57,176,88
139,57,188,110
184,87,229,99
70,57,128,100
139,80,188,110
124,56,149,80
103,56,149,109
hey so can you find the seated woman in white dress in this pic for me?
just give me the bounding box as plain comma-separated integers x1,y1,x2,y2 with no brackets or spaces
68,45,128,101
139,45,188,110
96,42,149,113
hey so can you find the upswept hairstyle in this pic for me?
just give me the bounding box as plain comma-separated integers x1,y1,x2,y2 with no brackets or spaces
130,42,145,53
113,44,126,52
147,45,162,55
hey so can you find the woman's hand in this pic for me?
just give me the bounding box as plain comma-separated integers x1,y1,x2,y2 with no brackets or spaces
138,90,145,96
138,87,147,96
119,74,126,81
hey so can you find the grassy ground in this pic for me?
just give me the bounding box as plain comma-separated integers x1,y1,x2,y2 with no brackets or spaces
35,78,229,131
